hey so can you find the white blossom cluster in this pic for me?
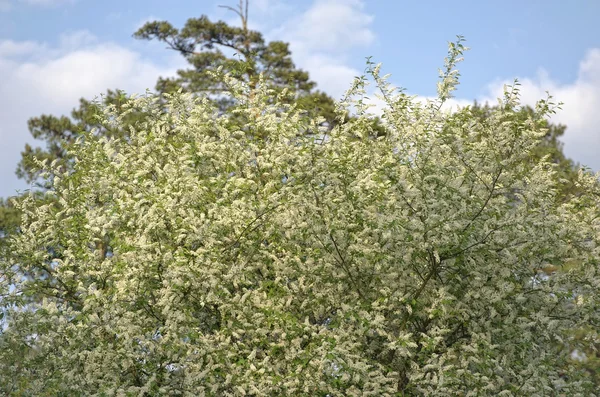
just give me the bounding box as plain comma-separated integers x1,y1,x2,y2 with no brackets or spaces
1,39,599,396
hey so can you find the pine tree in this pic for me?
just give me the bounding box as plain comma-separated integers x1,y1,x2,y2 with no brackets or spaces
133,0,342,129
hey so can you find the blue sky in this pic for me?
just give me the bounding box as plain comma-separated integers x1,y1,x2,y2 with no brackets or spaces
1,0,599,198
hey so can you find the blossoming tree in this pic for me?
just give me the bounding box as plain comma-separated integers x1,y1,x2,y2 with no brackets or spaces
1,38,599,396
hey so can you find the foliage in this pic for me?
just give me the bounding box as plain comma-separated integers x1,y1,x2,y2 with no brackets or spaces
469,102,581,200
16,89,146,189
1,38,599,396
0,197,21,264
0,197,20,237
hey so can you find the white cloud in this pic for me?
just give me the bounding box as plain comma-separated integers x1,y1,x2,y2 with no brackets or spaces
0,31,183,197
285,0,374,54
299,54,360,98
477,49,600,171
267,0,375,99
0,39,45,57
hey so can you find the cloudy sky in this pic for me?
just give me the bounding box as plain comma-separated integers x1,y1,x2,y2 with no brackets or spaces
1,0,599,198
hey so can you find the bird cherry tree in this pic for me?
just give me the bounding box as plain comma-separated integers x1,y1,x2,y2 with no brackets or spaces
1,38,599,396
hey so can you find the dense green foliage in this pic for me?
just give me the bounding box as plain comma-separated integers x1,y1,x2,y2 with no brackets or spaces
1,38,599,395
